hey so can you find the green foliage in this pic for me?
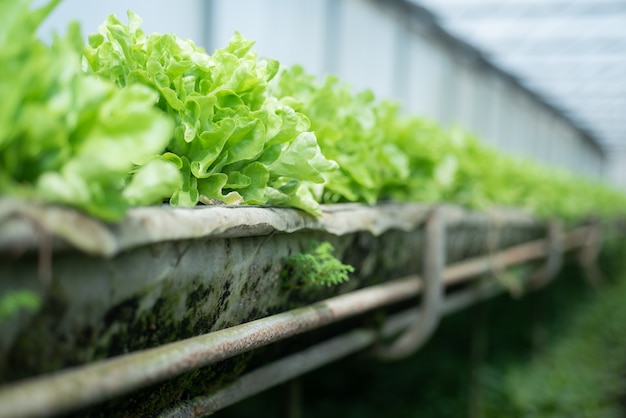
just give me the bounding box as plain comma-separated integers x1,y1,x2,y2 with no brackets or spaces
223,259,626,418
0,0,180,221
273,65,626,221
84,14,337,215
2,1,625,222
485,273,626,418
281,241,354,288
0,290,41,323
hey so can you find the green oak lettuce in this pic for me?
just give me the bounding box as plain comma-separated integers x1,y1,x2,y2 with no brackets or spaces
0,0,180,221
274,65,626,220
84,13,337,215
2,0,625,222
273,65,410,204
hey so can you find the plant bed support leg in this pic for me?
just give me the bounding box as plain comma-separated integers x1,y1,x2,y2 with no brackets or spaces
577,220,604,289
527,219,563,291
374,206,446,361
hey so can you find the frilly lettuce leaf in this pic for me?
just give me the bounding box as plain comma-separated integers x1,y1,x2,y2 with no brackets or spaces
274,65,626,220
122,158,184,207
0,0,180,220
85,12,337,215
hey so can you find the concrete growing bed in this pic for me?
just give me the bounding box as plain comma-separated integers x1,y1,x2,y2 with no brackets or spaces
0,200,555,415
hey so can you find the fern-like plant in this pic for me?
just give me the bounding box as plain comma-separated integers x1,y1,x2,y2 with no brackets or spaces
0,290,40,323
281,241,354,288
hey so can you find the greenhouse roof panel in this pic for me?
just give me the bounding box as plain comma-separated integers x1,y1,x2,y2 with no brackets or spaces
412,0,626,149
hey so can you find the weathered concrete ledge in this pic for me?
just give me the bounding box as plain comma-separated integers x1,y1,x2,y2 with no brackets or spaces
0,200,545,409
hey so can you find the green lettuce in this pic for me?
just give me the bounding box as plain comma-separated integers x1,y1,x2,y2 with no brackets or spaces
273,66,410,204
381,111,626,220
274,65,626,220
84,13,337,215
0,0,180,221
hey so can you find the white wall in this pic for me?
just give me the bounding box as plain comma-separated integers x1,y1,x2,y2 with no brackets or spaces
210,0,328,76
36,0,203,45
607,150,626,190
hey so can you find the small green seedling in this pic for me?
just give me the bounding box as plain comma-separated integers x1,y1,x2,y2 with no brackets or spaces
0,290,41,323
281,241,354,289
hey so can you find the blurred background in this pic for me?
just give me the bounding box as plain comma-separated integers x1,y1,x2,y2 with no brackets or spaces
38,0,625,189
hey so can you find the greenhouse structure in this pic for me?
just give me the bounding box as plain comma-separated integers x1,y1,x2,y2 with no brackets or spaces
1,0,625,417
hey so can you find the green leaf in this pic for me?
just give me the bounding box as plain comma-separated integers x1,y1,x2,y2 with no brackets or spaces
123,158,183,206
0,1,174,220
281,241,354,288
0,290,41,323
197,173,243,205
169,156,199,207
266,132,338,184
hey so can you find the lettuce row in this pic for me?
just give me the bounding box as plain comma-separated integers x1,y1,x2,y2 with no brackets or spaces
273,66,626,221
0,0,180,221
84,13,337,216
384,119,626,220
2,1,625,222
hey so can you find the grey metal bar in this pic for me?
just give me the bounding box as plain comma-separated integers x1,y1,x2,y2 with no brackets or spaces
0,226,594,418
378,282,504,355
577,221,604,288
444,226,590,286
159,329,377,418
528,219,564,290
200,0,215,53
375,207,446,360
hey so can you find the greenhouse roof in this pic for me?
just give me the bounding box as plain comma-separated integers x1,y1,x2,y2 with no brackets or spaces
411,0,626,151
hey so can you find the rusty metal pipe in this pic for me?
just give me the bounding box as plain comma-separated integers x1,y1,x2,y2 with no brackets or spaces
444,226,590,286
383,281,504,339
159,329,378,418
159,281,507,417
375,206,446,360
0,279,420,418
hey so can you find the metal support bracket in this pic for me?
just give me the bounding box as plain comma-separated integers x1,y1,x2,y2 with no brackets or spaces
577,221,604,289
486,213,525,297
527,219,563,291
375,206,446,361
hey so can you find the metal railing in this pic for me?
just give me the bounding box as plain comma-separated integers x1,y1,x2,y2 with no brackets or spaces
0,219,603,418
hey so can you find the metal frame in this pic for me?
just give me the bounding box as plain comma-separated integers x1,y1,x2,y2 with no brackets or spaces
159,280,504,418
0,222,599,418
577,220,604,288
375,206,445,360
408,0,626,150
527,219,563,291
